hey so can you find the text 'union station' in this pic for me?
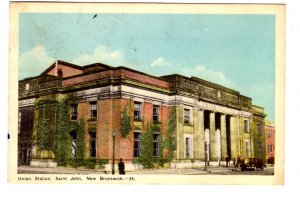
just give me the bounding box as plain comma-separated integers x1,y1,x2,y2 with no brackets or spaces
18,60,266,170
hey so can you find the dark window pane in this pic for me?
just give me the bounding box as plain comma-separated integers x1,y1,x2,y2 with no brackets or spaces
185,137,190,159
89,132,96,157
153,106,159,122
134,102,142,120
184,109,190,124
134,132,141,157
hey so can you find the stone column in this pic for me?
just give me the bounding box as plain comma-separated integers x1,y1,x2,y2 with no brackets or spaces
193,109,200,160
209,112,217,160
230,116,237,158
205,129,210,161
216,129,221,162
221,114,227,160
194,109,205,161
199,110,205,160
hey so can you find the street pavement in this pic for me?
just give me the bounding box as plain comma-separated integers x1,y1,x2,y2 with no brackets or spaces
18,165,274,175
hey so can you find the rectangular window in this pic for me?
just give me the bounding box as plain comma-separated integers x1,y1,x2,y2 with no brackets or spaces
185,137,190,159
244,119,249,133
267,129,272,138
153,105,160,122
268,145,273,153
134,102,142,121
184,109,190,124
90,102,97,118
71,104,78,120
153,132,160,157
89,132,96,158
134,132,141,157
246,140,251,157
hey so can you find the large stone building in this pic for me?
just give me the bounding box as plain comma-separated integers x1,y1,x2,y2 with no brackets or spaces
18,60,266,169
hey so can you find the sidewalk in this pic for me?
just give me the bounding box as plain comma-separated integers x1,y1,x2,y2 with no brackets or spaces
18,166,105,174
18,165,235,175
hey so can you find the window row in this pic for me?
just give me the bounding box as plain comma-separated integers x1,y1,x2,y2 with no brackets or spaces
71,101,162,122
69,131,97,158
134,102,160,122
71,102,97,120
135,103,193,124
70,131,161,159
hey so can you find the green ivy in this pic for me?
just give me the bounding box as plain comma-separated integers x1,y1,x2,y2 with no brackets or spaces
134,108,177,168
162,107,177,163
121,102,132,138
33,95,108,169
35,99,57,151
54,98,72,166
252,123,266,161
76,118,86,161
36,112,50,150
138,123,155,168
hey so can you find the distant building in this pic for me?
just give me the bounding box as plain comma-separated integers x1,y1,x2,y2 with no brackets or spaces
265,120,275,163
18,60,267,169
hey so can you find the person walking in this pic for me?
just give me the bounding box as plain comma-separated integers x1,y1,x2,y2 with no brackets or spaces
225,155,230,167
118,158,125,175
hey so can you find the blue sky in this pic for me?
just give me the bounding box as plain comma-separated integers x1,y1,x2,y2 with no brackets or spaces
19,13,275,121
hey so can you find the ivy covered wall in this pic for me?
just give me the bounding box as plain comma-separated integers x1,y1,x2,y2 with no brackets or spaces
33,99,57,158
135,107,176,168
33,95,107,168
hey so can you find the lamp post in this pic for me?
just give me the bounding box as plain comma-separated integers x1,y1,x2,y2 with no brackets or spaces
112,131,116,175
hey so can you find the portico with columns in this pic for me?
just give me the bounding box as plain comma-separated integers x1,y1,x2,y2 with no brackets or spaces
169,101,252,168
162,74,256,168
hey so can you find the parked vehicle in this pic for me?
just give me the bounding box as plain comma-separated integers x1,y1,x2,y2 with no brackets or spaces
267,157,275,164
241,158,266,171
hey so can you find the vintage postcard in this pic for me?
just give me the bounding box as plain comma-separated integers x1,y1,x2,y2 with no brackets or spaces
8,2,285,184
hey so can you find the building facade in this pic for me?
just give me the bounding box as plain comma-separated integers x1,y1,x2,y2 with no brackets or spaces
18,60,267,169
265,120,275,163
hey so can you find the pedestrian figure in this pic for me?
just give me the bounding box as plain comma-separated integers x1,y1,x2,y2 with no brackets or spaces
225,155,230,167
118,158,125,175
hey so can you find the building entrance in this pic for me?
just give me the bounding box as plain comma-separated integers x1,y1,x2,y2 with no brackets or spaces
18,106,35,166
18,142,32,166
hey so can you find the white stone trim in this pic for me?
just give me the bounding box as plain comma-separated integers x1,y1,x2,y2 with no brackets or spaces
72,84,252,118
152,101,161,106
30,159,57,168
133,97,144,103
18,98,35,107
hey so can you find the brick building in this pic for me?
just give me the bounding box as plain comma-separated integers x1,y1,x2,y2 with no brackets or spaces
265,120,275,163
18,60,266,169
